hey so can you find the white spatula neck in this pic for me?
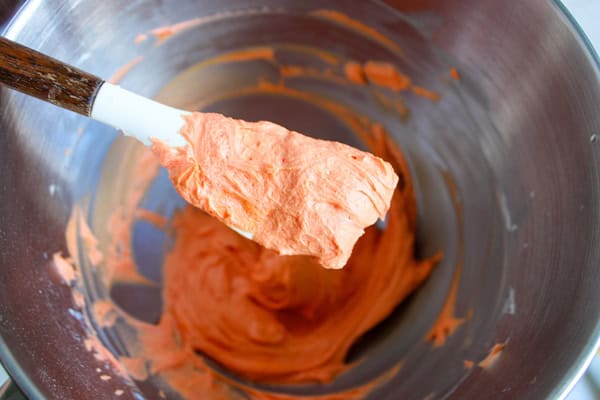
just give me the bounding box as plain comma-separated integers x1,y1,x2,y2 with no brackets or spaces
91,82,189,147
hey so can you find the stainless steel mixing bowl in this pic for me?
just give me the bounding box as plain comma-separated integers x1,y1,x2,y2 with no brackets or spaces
0,0,599,399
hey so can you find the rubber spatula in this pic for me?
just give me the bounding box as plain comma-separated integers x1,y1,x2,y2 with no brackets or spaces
0,35,251,237
0,36,189,147
0,36,399,270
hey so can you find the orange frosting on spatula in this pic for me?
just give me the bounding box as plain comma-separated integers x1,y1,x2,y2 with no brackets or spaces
152,112,398,269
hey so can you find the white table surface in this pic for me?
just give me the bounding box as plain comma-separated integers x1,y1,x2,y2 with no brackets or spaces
562,0,600,52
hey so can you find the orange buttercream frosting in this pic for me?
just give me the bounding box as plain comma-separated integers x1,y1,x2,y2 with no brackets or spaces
62,8,458,397
151,112,399,269
144,127,438,385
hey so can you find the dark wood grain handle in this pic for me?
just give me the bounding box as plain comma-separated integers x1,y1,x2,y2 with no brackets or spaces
0,36,104,116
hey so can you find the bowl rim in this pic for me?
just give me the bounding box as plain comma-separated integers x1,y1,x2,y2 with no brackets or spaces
547,3,600,398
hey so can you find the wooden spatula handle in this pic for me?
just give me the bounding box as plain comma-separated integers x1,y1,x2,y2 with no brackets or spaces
0,36,103,116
